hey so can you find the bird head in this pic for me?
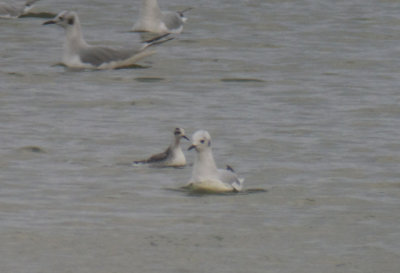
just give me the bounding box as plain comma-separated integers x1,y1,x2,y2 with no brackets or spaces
188,130,211,152
174,128,189,141
43,10,78,29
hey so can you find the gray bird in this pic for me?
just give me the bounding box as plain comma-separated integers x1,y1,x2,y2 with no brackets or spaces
43,10,172,69
0,0,40,18
134,128,189,167
132,0,191,34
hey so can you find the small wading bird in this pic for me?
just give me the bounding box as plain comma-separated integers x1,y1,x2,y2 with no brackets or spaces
184,130,244,193
0,0,40,18
132,0,192,34
43,10,172,69
133,128,189,167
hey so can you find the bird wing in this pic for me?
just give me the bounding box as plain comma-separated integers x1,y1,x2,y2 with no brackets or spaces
218,168,244,192
79,46,142,67
146,147,171,163
134,147,171,164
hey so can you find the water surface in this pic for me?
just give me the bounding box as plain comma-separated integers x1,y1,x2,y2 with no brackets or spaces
1,0,400,272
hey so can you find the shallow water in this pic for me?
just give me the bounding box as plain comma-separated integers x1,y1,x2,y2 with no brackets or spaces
1,0,400,272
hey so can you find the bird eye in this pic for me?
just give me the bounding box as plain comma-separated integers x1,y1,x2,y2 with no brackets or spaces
200,139,205,144
67,18,74,25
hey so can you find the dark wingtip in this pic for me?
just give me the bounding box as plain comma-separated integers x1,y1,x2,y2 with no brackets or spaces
178,7,193,15
42,20,55,25
133,160,146,164
144,33,170,44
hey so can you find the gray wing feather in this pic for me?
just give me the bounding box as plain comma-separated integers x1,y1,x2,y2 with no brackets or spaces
79,46,141,67
218,168,244,191
134,147,171,164
218,169,239,184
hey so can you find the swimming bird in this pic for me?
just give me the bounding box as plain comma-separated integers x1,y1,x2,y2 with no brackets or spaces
0,0,40,18
132,0,191,34
43,10,172,69
133,128,189,167
185,130,244,193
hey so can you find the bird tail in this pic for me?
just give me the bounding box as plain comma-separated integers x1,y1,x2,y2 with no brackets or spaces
133,159,147,165
178,7,193,16
225,165,244,192
143,33,174,48
232,178,244,192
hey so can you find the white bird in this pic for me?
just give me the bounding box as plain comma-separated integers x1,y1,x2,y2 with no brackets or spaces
43,10,172,69
134,128,189,167
132,0,191,34
0,0,39,18
185,130,244,193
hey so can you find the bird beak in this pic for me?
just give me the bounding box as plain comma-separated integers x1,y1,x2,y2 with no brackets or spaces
43,20,55,25
182,135,190,141
188,144,196,151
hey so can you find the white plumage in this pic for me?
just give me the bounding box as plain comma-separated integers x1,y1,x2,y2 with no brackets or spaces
185,130,244,193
